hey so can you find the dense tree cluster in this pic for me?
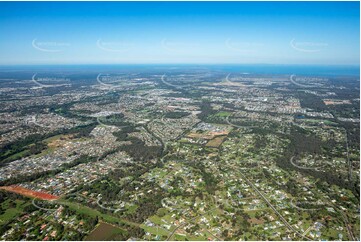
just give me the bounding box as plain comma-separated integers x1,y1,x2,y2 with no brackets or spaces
113,126,162,161
296,92,327,112
197,101,217,121
98,113,129,127
164,111,191,119
276,126,359,199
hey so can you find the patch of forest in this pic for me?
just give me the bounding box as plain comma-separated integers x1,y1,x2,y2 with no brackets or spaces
164,111,191,119
112,125,162,161
296,92,327,112
276,125,359,200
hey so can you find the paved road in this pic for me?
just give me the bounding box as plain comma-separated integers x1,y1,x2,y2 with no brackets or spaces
204,227,222,241
236,169,312,241
96,196,124,213
302,224,314,237
343,129,352,183
290,156,323,171
340,210,356,241
32,198,57,211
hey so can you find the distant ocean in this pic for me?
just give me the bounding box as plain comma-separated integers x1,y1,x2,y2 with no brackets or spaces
212,64,360,77
0,64,359,77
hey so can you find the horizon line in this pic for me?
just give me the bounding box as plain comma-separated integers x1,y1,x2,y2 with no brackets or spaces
0,63,360,67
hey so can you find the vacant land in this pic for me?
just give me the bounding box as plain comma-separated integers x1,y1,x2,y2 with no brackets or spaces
0,186,59,200
85,222,126,241
206,135,227,147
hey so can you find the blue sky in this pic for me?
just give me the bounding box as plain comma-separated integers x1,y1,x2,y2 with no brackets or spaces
0,1,359,65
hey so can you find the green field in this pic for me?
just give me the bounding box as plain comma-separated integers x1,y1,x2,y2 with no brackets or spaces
85,222,126,241
57,199,139,227
140,224,170,236
215,111,232,117
0,199,30,225
301,119,338,126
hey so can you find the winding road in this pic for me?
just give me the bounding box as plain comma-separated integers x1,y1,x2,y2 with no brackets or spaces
290,156,323,171
32,198,57,211
32,74,70,88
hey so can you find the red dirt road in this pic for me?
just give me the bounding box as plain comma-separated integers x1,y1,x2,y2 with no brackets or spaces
0,185,59,200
